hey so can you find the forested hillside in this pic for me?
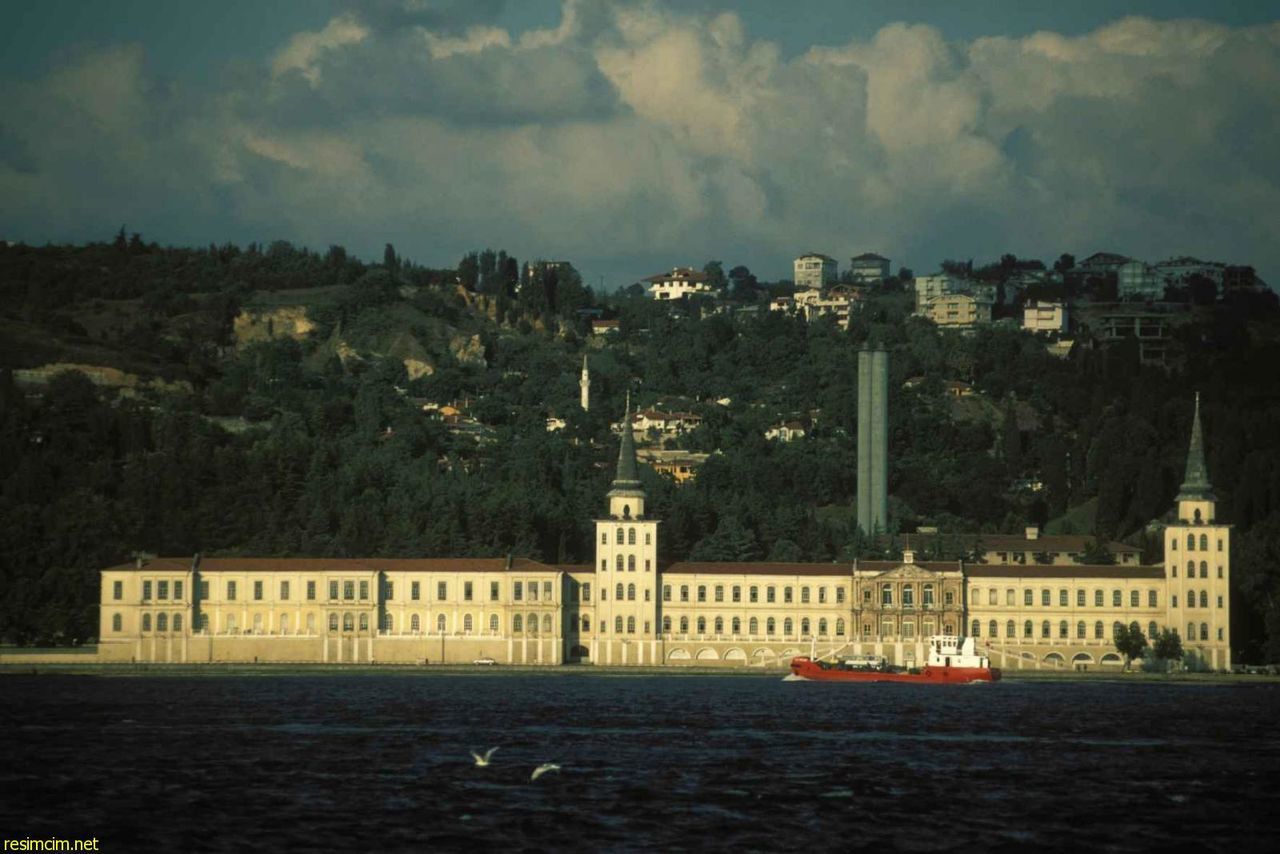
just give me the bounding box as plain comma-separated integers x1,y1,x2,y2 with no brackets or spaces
3,237,1280,661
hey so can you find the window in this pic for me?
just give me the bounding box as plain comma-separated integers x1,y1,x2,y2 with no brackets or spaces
663,584,671,602
462,614,472,634
600,559,607,572
199,580,209,600
227,581,237,601
1112,590,1121,607
628,555,636,572
836,619,846,636
249,580,261,601
359,614,369,631
328,580,338,600
627,583,635,601
529,582,539,601
490,614,500,634
1200,591,1208,608
338,580,351,600
601,531,607,544
1059,589,1068,607
1094,621,1104,639
437,581,448,600
174,580,183,599
767,586,776,603
1058,620,1068,638
1041,620,1050,638
662,616,672,633
1149,590,1157,607
767,618,776,635
1007,620,1016,638
280,581,290,601
342,613,354,632
381,613,393,633
1172,595,1178,608
645,589,651,602
698,586,706,603
464,582,473,601
1006,589,1015,606
1187,533,1195,550
749,617,759,635
818,587,827,604
680,616,689,634
616,583,624,600
681,585,689,602
1024,620,1033,638
491,581,500,601
944,591,954,606
1217,566,1223,579
801,587,811,604
411,614,421,633
329,614,339,632
1199,534,1208,551
863,589,872,603
1074,589,1084,607
733,586,742,603
785,587,794,604
437,614,446,632
988,588,998,605
801,618,811,637
748,586,759,603
1187,622,1195,640
514,614,523,633
1094,589,1103,607
881,584,893,606
1217,595,1223,609
616,527,624,544
1148,621,1158,639
1218,539,1223,552
582,582,592,601
715,586,724,603
1024,589,1033,606
697,617,706,634
902,586,914,608
836,588,846,604
715,617,725,635
1217,627,1223,641
143,581,152,601
113,581,123,600
784,618,793,636
989,620,998,638
158,580,169,600
1041,589,1050,606
645,532,652,545
972,619,981,637
1199,561,1208,579
304,613,314,634
112,613,122,631
1187,560,1195,577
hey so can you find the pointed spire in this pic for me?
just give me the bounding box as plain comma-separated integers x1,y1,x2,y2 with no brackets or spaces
1177,392,1214,501
611,391,641,490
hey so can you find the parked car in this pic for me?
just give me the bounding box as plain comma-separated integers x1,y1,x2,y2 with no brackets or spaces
473,657,496,666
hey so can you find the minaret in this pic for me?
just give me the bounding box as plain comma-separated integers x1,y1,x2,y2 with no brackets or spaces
1165,392,1230,671
593,393,660,666
580,355,590,412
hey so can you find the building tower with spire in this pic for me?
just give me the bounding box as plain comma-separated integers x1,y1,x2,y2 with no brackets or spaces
592,393,660,665
1164,393,1231,670
580,355,590,411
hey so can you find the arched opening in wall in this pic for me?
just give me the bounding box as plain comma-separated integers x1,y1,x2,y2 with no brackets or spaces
752,648,776,664
1100,652,1123,666
695,648,719,661
569,645,590,661
780,648,801,660
667,648,691,661
1071,652,1095,666
1043,652,1066,667
724,648,747,662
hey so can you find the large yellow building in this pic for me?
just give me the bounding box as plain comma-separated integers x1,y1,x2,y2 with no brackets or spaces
97,398,1230,670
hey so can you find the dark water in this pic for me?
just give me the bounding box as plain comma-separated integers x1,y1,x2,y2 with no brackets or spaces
2,674,1278,852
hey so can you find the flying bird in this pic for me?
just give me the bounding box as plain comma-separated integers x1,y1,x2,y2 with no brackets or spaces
471,747,499,767
530,763,561,781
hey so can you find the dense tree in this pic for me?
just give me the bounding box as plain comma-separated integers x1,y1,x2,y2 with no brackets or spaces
1114,621,1148,670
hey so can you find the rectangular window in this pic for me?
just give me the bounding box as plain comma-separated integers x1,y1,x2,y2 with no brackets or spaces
750,586,759,603
513,582,522,601
945,591,954,606
1077,589,1085,607
254,581,263,601
1148,590,1157,607
1059,589,1067,607
306,580,316,601
768,587,776,603
1024,589,1032,606
714,586,724,603
819,588,827,604
490,581,499,601
543,581,552,600
836,587,845,604
680,585,689,602
801,587,810,604
1041,589,1050,606
411,581,420,601
280,581,290,601
698,586,706,603
529,582,539,601
329,580,338,600
384,581,394,601
732,586,741,603
464,581,473,602
645,559,651,572
1217,596,1223,608
784,587,794,604
227,581,237,601
343,581,354,600
439,581,449,600
157,580,169,600
142,580,152,601
582,583,590,601
663,585,671,602
113,580,123,600
199,580,209,600
359,580,369,600
1172,595,1179,608
174,580,183,600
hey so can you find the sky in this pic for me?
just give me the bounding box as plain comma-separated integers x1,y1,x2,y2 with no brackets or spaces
2,0,1279,289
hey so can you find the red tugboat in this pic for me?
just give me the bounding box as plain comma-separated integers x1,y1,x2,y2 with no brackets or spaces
788,635,1001,683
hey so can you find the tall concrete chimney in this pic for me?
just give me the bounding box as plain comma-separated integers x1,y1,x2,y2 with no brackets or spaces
857,347,889,536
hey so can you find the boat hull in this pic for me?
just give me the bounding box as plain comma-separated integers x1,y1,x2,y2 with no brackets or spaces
789,657,1001,683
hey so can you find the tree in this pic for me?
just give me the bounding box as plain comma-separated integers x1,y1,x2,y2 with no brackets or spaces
1053,253,1075,274
702,261,727,293
1151,627,1184,670
1080,538,1117,565
383,243,398,270
1114,621,1148,670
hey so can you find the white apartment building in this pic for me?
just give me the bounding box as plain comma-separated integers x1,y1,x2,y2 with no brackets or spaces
646,268,713,301
793,254,838,290
849,253,891,283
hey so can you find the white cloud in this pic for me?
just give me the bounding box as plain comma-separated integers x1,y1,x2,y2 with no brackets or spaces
3,3,1279,284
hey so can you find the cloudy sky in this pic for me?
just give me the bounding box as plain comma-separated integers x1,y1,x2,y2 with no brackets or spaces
2,0,1278,288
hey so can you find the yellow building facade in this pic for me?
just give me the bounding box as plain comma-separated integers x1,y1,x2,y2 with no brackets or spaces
97,398,1230,670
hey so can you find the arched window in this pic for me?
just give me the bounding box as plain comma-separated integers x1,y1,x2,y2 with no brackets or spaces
112,613,122,632
437,613,446,633
1058,620,1068,638
680,616,689,633
1024,620,1033,638
627,583,635,601
411,614,421,633
528,613,539,635
343,613,355,632
784,618,794,636
628,528,636,544
276,613,286,634
1129,590,1138,607
715,617,724,634
818,618,828,636
1199,534,1208,551
972,619,981,637
252,613,263,634
1077,589,1086,607
1187,622,1195,640
733,617,742,635
543,614,552,633
1112,621,1123,639
989,620,998,638
1200,591,1208,608
1007,620,1016,638
697,617,706,634
1199,561,1208,578
1188,588,1196,607
1200,623,1209,641
627,616,635,634
800,618,810,637
616,616,624,634
616,555,624,571
1187,560,1194,577
329,613,339,632
767,617,776,635
1095,589,1103,606
1094,620,1104,639
662,616,672,633
1077,621,1086,639
1041,620,1050,638
382,613,394,632
616,527,624,544
359,614,369,631
1112,590,1121,607
628,555,636,571
156,613,167,632
1187,533,1195,550
836,618,846,636
462,614,472,633
1148,621,1158,639
749,617,759,635
881,584,893,605
616,583,624,600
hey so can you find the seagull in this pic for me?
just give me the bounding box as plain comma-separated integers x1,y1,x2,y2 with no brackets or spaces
530,763,561,781
470,747,499,767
